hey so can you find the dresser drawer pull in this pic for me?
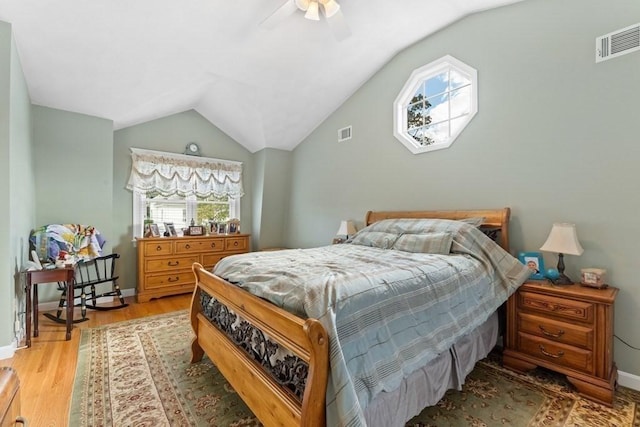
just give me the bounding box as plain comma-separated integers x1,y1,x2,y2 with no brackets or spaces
167,261,179,266
185,244,191,249
211,243,216,248
539,326,565,338
233,241,239,246
156,245,163,251
539,345,564,359
167,276,180,282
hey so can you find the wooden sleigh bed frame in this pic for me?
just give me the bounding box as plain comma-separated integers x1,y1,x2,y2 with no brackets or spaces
189,208,512,427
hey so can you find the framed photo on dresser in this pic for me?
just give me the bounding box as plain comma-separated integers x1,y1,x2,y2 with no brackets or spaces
164,222,177,237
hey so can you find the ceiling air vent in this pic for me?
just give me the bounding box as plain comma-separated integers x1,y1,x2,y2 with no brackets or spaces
338,125,352,142
596,23,640,63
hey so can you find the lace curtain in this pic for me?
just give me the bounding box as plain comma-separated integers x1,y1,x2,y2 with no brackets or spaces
126,148,244,198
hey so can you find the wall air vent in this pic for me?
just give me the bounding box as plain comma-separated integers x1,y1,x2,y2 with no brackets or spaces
596,23,640,63
338,125,352,142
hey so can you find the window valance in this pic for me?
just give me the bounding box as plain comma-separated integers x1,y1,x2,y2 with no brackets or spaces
126,148,244,198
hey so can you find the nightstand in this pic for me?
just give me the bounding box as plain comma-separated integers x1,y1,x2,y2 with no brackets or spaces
503,281,618,406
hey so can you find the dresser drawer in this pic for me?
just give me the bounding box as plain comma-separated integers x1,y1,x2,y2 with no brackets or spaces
144,272,195,290
202,254,228,269
518,312,593,349
519,291,594,324
143,240,173,257
225,236,248,251
518,332,593,373
176,238,225,254
145,255,200,273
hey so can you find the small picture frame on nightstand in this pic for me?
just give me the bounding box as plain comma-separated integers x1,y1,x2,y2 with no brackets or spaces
518,251,545,280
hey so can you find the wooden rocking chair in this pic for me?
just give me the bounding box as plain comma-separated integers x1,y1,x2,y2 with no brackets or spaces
43,253,129,324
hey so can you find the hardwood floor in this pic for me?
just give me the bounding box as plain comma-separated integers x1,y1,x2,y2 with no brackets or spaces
0,293,192,427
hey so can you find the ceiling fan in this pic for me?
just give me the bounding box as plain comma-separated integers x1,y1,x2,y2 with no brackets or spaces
261,0,351,41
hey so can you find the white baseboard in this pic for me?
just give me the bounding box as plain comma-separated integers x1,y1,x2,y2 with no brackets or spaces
0,341,16,360
619,370,640,391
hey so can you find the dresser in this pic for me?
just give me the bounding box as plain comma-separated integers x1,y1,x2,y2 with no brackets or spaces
0,367,23,427
503,281,618,406
136,234,250,303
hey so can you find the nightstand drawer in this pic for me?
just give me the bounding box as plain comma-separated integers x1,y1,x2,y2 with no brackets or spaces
518,312,593,349
518,333,593,373
519,291,594,323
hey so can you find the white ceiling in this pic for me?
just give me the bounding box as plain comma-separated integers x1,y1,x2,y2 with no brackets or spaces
0,0,523,153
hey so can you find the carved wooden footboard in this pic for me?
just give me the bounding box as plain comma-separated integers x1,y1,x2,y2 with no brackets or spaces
190,263,329,427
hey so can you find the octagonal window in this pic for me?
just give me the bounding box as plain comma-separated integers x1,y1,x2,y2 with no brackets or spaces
393,55,477,154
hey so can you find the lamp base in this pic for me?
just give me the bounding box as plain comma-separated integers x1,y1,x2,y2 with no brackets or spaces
552,273,573,286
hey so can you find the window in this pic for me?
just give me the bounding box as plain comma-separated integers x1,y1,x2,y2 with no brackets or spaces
393,55,478,154
127,148,244,238
135,192,240,236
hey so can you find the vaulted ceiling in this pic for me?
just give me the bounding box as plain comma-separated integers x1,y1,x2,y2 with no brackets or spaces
0,0,523,152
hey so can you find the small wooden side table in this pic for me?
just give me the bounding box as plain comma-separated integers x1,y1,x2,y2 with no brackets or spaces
25,267,75,347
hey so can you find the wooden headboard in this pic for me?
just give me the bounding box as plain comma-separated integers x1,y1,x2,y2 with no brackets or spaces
364,208,511,251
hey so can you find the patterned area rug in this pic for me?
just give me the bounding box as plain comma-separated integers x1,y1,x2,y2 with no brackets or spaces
70,311,640,426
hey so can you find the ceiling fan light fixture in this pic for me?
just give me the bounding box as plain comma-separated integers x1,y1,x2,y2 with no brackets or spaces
294,0,311,11
304,1,320,21
320,0,340,18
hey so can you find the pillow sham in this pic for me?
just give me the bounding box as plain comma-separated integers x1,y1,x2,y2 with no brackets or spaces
392,232,453,255
349,231,399,249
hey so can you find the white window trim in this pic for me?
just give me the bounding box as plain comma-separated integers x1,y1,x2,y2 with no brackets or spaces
393,55,478,154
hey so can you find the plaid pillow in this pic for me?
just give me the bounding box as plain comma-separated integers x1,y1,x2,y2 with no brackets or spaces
392,232,453,254
349,231,399,249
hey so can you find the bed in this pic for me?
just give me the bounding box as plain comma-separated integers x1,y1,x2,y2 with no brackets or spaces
189,208,531,427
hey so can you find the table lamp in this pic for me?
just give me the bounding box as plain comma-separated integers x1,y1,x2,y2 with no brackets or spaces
540,223,583,285
336,220,356,242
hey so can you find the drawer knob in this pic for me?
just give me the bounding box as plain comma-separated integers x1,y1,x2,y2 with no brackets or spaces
168,261,179,266
168,276,180,282
539,325,565,338
185,244,191,249
233,241,239,246
156,245,162,251
539,345,564,359
211,243,216,248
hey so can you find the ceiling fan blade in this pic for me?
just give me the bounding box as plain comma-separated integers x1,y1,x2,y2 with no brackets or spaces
260,0,298,30
327,9,351,41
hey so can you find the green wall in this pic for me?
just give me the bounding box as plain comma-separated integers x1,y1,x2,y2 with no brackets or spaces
252,148,292,250
31,106,114,302
286,0,640,376
0,20,36,356
113,110,255,292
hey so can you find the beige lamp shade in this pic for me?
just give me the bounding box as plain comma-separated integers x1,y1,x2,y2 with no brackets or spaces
540,223,584,256
336,220,356,237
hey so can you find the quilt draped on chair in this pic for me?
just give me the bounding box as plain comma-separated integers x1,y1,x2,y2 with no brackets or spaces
30,224,106,262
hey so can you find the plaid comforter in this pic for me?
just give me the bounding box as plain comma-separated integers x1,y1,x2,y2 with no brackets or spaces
213,219,531,426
